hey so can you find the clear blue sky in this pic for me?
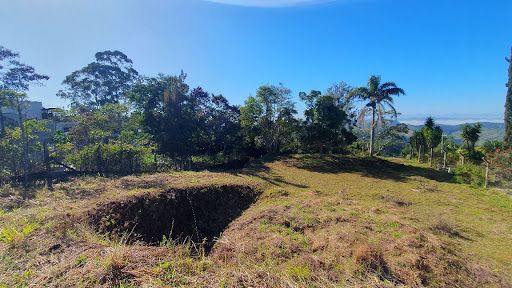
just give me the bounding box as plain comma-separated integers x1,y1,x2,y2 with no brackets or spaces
1,0,511,121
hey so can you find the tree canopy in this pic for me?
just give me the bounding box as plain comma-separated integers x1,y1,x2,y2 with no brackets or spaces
300,90,353,153
240,84,298,155
0,45,49,92
461,122,482,156
57,50,138,108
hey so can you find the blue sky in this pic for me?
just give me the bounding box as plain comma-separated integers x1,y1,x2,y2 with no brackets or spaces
1,0,511,123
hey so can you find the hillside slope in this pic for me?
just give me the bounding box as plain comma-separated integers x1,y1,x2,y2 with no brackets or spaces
0,156,511,287
407,122,505,145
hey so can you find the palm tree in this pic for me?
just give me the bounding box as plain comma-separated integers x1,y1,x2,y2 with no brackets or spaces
347,75,405,156
461,123,482,157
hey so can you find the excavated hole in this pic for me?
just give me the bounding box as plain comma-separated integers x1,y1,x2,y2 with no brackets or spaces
91,184,259,253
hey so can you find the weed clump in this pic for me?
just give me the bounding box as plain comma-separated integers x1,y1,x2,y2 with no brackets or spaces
431,217,458,236
353,245,393,281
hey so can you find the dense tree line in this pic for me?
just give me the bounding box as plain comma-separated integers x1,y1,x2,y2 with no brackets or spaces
0,46,413,182
2,45,512,189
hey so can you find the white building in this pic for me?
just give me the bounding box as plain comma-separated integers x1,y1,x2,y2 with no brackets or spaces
1,101,75,134
1,101,43,123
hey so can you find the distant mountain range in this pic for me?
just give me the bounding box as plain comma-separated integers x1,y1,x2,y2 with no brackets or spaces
405,122,505,145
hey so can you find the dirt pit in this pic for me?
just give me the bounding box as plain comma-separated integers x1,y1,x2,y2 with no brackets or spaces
90,184,259,251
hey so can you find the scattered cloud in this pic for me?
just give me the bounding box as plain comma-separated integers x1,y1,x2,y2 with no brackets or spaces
202,0,334,7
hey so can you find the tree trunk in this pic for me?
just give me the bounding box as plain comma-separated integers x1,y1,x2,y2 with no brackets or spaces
0,109,5,137
417,145,422,163
95,144,102,175
16,103,28,185
429,147,433,167
43,141,52,190
369,107,376,157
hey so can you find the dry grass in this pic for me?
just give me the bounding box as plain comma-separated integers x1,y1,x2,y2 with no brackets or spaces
0,155,511,287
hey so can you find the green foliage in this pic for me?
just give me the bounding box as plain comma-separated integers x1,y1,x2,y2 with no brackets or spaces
65,142,156,173
0,119,49,181
75,255,88,266
504,47,512,149
57,50,138,108
458,147,485,162
129,73,242,160
409,130,425,159
286,264,311,281
300,90,354,154
482,140,504,155
0,218,40,245
421,117,443,166
491,149,512,185
374,123,409,156
461,123,482,156
68,103,134,147
454,163,486,186
442,136,462,163
0,45,49,94
129,72,194,159
351,123,408,157
240,84,298,156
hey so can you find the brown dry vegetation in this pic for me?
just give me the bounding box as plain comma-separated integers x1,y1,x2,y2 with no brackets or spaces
1,155,512,287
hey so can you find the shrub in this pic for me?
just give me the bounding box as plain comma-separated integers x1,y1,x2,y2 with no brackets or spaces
431,217,458,235
453,163,485,186
491,149,512,186
65,142,155,173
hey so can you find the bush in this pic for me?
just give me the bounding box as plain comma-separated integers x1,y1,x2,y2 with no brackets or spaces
491,149,512,186
458,147,485,163
65,142,155,173
453,163,485,187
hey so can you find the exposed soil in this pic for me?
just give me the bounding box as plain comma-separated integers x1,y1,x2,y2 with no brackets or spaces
90,184,260,251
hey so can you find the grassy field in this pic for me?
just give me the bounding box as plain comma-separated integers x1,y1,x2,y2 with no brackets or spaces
1,155,511,287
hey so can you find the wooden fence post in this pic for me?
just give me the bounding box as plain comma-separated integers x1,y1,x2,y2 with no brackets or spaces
43,140,52,190
482,157,490,189
458,151,465,165
442,149,447,169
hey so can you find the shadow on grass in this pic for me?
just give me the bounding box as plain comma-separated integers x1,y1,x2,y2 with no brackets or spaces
229,156,310,189
259,154,456,184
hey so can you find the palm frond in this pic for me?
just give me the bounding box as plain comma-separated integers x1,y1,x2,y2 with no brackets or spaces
384,87,405,96
384,101,398,118
356,106,368,126
376,103,385,127
346,87,369,101
367,75,381,93
380,82,398,90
